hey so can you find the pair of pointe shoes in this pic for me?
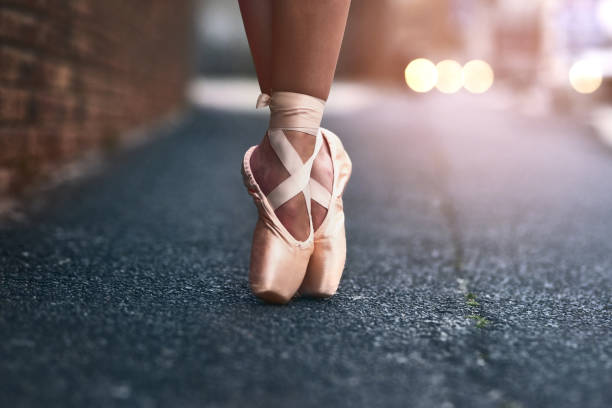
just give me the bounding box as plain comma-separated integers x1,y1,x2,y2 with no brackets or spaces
241,92,352,304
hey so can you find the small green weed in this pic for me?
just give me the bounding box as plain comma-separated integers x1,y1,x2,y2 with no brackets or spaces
468,315,490,328
465,292,480,307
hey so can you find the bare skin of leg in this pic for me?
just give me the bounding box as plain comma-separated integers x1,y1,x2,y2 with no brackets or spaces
237,1,272,95
239,0,350,240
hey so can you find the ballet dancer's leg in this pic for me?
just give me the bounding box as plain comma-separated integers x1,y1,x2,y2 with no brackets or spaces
240,0,351,239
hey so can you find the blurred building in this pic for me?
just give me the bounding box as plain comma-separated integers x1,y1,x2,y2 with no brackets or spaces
0,0,192,199
339,0,461,81
339,0,544,86
342,0,611,107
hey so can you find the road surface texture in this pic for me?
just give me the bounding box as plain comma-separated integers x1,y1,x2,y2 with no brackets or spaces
1,90,611,408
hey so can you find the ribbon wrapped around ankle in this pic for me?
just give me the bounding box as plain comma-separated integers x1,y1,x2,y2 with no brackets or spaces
256,92,325,131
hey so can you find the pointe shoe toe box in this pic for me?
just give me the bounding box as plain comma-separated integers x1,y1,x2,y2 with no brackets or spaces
300,222,346,297
249,220,313,304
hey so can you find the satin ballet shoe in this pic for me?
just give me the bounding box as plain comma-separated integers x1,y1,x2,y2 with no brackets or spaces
299,128,352,298
242,91,326,304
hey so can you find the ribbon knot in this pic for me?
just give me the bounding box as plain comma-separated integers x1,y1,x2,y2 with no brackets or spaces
256,93,271,109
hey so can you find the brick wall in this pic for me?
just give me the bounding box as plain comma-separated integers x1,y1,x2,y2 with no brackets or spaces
0,0,191,197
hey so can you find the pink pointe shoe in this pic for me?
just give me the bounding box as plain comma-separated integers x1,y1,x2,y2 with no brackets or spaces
241,91,325,304
299,128,352,298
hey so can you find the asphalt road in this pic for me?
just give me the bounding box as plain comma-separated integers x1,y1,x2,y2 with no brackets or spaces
1,92,611,408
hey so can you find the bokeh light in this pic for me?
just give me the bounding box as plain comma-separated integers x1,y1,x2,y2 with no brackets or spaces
569,60,603,94
435,60,464,94
463,60,494,93
405,58,438,93
597,0,612,36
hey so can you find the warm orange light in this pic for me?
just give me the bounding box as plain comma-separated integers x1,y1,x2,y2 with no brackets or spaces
463,60,494,93
405,58,437,93
435,60,464,94
569,60,602,94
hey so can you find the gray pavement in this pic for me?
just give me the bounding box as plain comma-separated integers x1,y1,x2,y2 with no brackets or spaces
1,91,611,408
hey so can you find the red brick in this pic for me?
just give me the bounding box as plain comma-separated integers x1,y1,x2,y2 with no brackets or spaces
0,88,31,122
0,45,36,84
0,0,190,198
0,167,12,194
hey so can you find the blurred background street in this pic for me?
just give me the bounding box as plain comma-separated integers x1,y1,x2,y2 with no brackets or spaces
1,1,612,407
